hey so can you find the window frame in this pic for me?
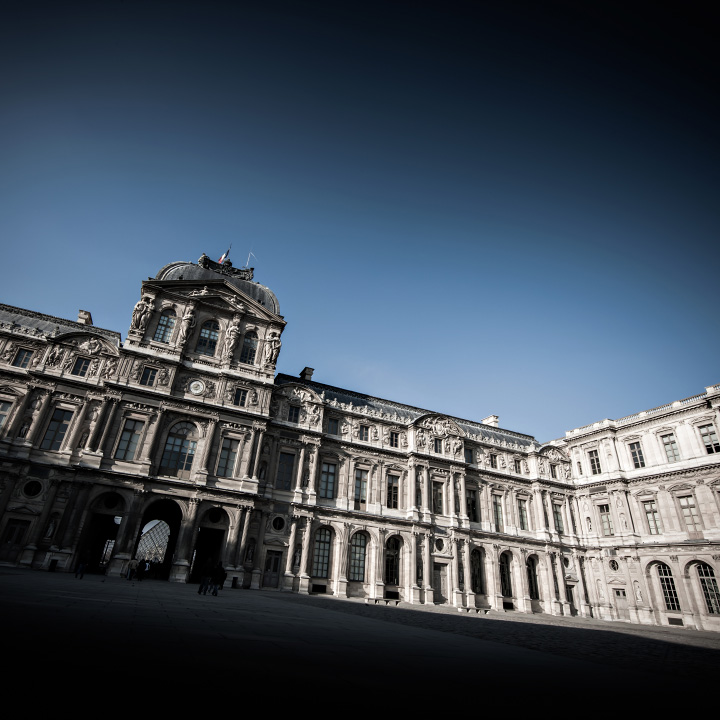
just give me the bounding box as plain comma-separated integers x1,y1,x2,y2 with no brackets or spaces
642,498,662,535
195,319,220,357
588,449,601,475
698,424,720,454
275,451,295,491
114,418,146,462
40,407,75,452
158,422,198,478
492,494,504,532
660,433,681,463
628,441,646,469
677,494,702,532
326,417,339,435
139,366,158,387
389,431,399,448
71,357,91,377
12,348,33,369
216,437,240,478
153,310,176,343
354,468,368,510
233,388,247,407
239,331,258,365
287,405,300,424
598,503,614,536
386,474,399,509
319,461,337,499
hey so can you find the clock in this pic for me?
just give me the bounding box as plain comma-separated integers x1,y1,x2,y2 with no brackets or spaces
189,380,205,396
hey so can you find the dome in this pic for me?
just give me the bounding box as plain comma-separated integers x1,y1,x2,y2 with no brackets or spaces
154,256,281,315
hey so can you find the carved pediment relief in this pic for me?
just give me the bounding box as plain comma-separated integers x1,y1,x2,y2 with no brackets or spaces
416,414,464,438
667,483,694,492
53,332,119,354
539,446,568,461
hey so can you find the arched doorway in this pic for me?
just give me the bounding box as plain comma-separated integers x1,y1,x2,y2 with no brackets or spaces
384,535,402,600
77,492,126,575
499,551,514,609
189,506,229,583
133,499,182,580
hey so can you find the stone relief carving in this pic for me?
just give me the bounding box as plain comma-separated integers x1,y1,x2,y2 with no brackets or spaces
222,316,242,359
177,308,196,346
131,297,153,332
262,331,281,367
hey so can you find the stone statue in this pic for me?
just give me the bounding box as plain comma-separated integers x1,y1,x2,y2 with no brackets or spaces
177,308,196,345
262,332,281,366
223,319,241,359
46,345,62,367
131,297,152,331
18,417,31,438
634,581,643,603
101,356,118,379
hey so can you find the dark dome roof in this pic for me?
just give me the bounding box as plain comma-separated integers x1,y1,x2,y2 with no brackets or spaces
155,260,280,315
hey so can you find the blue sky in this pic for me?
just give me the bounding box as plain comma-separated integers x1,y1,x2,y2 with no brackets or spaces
1,1,718,441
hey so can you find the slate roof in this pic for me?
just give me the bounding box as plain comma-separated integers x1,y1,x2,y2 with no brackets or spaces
0,304,121,345
275,373,537,448
155,261,281,316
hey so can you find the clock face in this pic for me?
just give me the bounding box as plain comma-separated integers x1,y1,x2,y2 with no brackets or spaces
189,380,205,395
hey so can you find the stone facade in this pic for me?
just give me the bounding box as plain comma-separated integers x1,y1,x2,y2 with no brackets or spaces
0,255,718,630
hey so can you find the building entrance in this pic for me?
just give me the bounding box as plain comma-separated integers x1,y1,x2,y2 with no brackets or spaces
133,499,182,580
433,563,447,604
189,527,225,583
263,550,283,587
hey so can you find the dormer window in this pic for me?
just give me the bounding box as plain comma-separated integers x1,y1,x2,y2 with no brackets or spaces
12,349,33,369
71,357,91,377
240,331,258,364
195,320,220,356
287,405,300,423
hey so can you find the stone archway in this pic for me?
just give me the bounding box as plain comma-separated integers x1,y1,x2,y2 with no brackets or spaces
77,492,126,575
133,499,183,580
189,506,230,583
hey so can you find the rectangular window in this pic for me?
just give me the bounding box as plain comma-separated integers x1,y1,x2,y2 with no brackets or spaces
71,357,91,377
492,495,504,532
514,459,521,474
643,500,661,535
12,349,33,368
678,495,702,531
699,424,720,454
233,388,247,407
287,406,300,423
588,449,601,475
311,529,331,578
434,438,443,453
465,448,474,464
628,442,645,469
216,438,240,477
40,409,74,451
139,367,157,386
0,401,12,429
518,499,528,530
466,489,479,522
153,313,176,343
550,464,558,479
359,425,369,442
661,434,680,462
386,475,399,509
576,461,583,476
489,453,497,469
389,431,399,448
326,418,338,435
354,469,368,510
432,482,444,515
553,503,564,534
599,504,614,536
319,462,337,499
276,452,295,490
115,419,145,461
658,565,681,611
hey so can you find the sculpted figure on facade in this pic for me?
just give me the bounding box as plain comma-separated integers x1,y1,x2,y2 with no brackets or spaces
46,345,63,367
131,297,153,331
177,308,196,346
101,356,118,379
262,331,281,367
223,317,242,359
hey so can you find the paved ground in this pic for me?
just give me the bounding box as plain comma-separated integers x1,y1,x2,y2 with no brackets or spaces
4,568,718,707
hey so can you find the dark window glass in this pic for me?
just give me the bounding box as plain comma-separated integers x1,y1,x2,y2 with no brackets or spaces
389,431,399,448
287,405,300,423
217,438,239,477
159,422,197,476
385,536,400,585
276,452,294,490
40,409,74,451
319,462,336,499
12,349,33,368
153,312,176,343
589,450,601,474
233,388,247,406
139,367,157,386
326,418,338,435
386,475,399,509
349,533,367,582
311,528,332,578
699,424,720,454
115,419,144,461
71,357,91,377
239,332,258,364
354,469,367,510
629,442,645,469
196,321,220,356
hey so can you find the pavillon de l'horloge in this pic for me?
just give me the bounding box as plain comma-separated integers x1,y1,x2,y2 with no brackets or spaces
1,255,719,631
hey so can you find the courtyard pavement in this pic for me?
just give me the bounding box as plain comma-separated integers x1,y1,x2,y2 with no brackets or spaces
3,568,718,707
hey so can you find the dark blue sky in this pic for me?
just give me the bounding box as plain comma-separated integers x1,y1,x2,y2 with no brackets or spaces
1,0,718,441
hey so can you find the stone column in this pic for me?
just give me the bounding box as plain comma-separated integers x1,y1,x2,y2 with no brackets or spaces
447,473,456,521
458,472,468,526
66,401,91,453
371,528,386,599
170,498,200,583
65,483,93,565
297,517,312,594
234,507,253,586
573,551,592,618
451,538,462,607
139,408,166,467
307,446,319,499
26,391,53,446
516,550,531,613
283,515,299,591
107,489,146,577
251,427,266,479
488,544,503,611
423,533,433,605
544,551,562,615
463,538,475,608
86,398,111,452
3,384,34,441
250,510,266,589
335,524,349,598
294,444,307,498
197,418,218,477
97,399,121,456
18,479,62,567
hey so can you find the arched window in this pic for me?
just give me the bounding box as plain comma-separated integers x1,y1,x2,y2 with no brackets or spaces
195,320,220,356
696,562,720,614
656,562,680,611
471,549,484,594
240,331,258,365
159,422,198,477
153,310,176,343
385,536,401,585
349,533,367,582
500,552,513,598
526,556,540,600
311,527,332,578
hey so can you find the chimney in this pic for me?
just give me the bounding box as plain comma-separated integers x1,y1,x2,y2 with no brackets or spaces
481,415,499,427
299,367,314,381
77,310,93,326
